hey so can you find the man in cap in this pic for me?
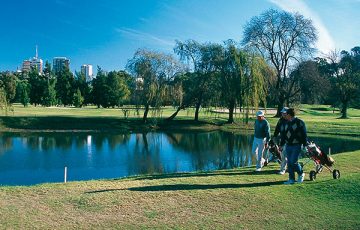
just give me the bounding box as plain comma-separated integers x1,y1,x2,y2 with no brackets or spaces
252,110,270,172
273,107,289,174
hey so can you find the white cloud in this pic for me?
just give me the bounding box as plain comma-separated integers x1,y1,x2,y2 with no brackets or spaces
115,28,175,49
269,0,336,55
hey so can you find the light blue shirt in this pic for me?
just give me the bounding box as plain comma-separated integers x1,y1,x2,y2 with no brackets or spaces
254,119,270,142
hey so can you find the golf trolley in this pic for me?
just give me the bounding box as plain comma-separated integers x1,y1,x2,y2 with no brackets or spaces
302,142,340,181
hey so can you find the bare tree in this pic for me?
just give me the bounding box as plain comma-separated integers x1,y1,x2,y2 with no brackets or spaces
242,9,317,116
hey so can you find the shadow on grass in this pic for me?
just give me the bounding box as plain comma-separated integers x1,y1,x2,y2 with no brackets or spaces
128,181,285,192
85,180,284,194
126,169,279,181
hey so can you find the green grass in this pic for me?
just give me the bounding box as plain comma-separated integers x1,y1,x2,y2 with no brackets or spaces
0,150,359,229
1,104,360,136
0,104,360,228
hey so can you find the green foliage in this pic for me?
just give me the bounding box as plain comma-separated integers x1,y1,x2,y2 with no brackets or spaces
319,47,360,118
0,71,17,103
28,69,43,106
73,88,84,108
55,66,75,106
16,80,30,107
75,71,92,105
42,62,57,107
92,69,131,108
0,87,9,114
127,49,182,122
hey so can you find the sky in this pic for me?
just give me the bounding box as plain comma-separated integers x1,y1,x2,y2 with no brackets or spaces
0,0,359,73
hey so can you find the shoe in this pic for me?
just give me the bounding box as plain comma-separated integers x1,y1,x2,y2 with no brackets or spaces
260,158,266,167
255,168,262,172
298,173,305,183
284,179,295,185
278,170,286,175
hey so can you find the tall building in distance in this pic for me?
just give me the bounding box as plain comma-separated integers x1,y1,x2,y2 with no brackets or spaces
53,57,70,73
81,64,94,82
22,46,43,73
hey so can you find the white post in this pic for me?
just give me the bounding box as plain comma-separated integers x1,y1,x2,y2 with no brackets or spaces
64,167,67,183
329,147,331,155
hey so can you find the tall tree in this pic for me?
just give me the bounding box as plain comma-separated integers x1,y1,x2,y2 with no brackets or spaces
242,54,271,123
15,80,30,107
55,66,75,106
213,41,246,123
75,71,92,106
173,40,217,121
0,72,17,103
127,49,182,123
327,47,360,118
242,9,317,116
28,68,43,106
92,67,107,108
42,61,57,106
293,60,331,104
106,71,131,108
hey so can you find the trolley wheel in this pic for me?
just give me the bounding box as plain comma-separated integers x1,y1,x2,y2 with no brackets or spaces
309,170,316,181
333,169,340,179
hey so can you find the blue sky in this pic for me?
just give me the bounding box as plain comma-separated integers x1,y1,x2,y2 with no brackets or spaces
0,0,359,73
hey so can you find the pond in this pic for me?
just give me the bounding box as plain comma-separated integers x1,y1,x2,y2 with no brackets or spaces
0,131,359,185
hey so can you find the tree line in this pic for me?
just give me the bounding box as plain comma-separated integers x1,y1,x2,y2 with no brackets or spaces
1,9,359,122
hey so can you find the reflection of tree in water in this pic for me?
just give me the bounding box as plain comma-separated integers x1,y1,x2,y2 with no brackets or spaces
128,133,163,175
165,131,254,171
107,134,130,150
0,136,13,154
90,134,131,151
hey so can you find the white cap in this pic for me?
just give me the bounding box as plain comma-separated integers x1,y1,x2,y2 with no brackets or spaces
280,107,289,113
256,110,264,117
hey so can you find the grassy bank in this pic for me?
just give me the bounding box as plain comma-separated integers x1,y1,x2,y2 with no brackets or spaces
1,104,360,136
0,150,359,229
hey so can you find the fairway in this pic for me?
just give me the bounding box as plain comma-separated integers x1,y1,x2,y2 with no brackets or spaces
0,104,359,228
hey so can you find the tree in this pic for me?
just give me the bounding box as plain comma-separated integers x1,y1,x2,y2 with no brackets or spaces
0,71,17,103
16,80,30,107
106,71,131,107
242,54,271,123
212,41,246,123
73,88,84,108
127,49,182,123
42,61,57,106
173,40,218,121
92,67,107,108
28,68,43,106
293,60,331,104
55,66,75,106
327,47,360,118
242,9,317,116
75,71,92,106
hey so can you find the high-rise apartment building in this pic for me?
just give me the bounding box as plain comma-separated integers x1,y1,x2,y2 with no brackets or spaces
81,64,93,82
53,57,70,73
22,46,43,73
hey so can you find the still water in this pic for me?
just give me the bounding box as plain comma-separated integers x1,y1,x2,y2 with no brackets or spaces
0,131,359,185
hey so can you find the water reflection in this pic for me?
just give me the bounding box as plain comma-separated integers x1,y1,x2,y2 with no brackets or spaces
0,132,359,185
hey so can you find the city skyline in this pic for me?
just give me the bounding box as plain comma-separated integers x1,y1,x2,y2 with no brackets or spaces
0,0,359,73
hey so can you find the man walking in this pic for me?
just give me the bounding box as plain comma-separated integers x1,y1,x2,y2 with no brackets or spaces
281,108,307,184
273,107,288,175
252,110,270,172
